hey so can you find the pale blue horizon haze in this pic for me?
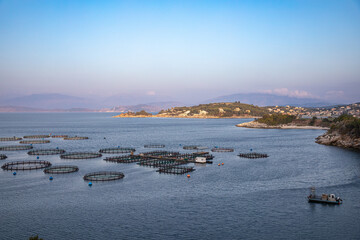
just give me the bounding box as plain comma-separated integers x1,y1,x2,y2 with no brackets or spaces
0,0,359,104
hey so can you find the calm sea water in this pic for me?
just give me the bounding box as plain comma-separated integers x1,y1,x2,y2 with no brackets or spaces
0,113,359,240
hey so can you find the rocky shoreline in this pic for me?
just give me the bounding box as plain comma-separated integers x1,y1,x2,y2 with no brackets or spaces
236,120,329,130
316,131,360,149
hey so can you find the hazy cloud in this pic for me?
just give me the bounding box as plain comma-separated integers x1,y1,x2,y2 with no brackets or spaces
261,88,316,99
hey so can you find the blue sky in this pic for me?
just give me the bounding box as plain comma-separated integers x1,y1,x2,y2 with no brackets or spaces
0,0,359,103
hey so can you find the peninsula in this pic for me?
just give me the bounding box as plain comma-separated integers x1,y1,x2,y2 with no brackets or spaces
236,114,331,129
316,115,360,149
113,102,269,119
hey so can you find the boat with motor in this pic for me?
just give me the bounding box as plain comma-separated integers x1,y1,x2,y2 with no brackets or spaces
307,187,343,205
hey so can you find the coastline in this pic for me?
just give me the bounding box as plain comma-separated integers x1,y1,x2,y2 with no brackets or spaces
236,120,329,130
112,114,259,119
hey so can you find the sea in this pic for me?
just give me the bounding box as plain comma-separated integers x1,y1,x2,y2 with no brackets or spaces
0,113,359,240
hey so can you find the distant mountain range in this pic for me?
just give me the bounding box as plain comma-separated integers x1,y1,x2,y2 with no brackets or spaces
0,92,348,112
204,93,339,107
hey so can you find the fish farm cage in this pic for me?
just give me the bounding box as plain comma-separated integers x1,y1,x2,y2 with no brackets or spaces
0,145,33,151
211,148,234,152
144,144,165,148
28,149,66,155
44,165,79,174
19,140,50,144
0,137,22,141
0,154,7,160
83,171,125,181
138,159,188,168
63,136,89,140
104,155,149,163
104,151,214,164
1,160,52,171
60,152,102,159
183,145,200,150
99,147,136,154
238,153,269,159
157,166,195,175
51,135,68,138
23,135,50,139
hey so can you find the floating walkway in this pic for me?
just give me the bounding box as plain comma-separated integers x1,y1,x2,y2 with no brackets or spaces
238,153,269,159
28,149,65,155
2,160,51,171
83,171,125,181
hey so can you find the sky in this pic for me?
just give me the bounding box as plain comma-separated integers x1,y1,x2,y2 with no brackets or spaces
0,0,359,104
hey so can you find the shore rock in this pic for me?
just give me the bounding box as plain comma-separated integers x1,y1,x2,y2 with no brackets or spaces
315,131,360,149
236,120,329,130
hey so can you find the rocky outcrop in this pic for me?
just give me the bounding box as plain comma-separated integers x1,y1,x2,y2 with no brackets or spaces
315,131,360,149
236,120,329,130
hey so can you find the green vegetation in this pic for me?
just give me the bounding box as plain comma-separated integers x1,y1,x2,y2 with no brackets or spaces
134,110,152,116
158,102,269,117
256,114,296,125
330,114,360,138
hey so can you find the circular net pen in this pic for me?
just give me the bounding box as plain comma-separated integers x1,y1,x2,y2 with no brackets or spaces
0,145,33,151
0,137,22,141
183,145,208,150
51,135,68,138
1,160,51,171
238,153,269,159
44,165,79,174
144,144,165,148
183,145,199,150
0,154,7,160
23,135,50,139
211,148,234,152
28,149,65,155
99,147,136,154
63,136,89,140
83,171,125,181
19,140,50,144
60,152,102,160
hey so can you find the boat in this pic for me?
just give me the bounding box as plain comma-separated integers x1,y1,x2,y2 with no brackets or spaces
307,187,342,205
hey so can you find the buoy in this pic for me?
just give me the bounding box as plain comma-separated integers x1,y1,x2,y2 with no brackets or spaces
49,176,53,181
218,163,221,166
37,156,39,159
250,148,253,152
56,147,59,149
88,182,93,187
13,172,16,175
187,174,190,178
222,163,224,165
104,137,106,139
